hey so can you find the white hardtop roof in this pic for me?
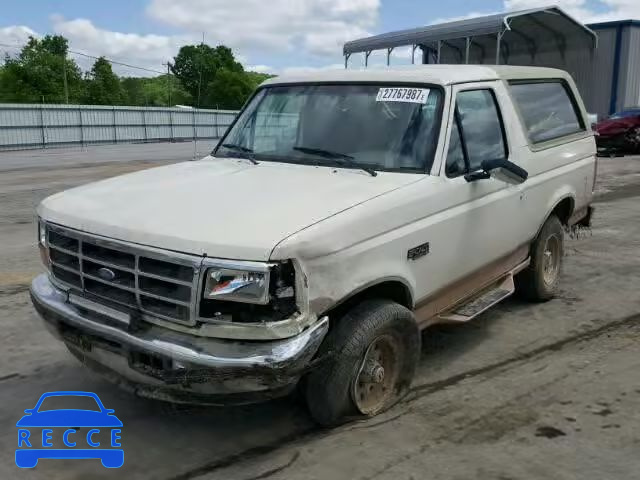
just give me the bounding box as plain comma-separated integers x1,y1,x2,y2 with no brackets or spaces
262,65,571,87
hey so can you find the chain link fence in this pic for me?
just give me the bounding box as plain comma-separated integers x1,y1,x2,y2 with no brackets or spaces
0,103,239,151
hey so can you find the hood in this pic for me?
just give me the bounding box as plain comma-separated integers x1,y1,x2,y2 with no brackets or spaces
39,157,420,261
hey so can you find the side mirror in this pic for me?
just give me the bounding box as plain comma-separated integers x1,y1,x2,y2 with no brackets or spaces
465,158,528,185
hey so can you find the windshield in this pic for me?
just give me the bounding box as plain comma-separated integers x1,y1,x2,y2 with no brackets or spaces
215,84,443,173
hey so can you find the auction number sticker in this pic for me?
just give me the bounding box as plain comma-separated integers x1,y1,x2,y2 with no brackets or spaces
376,87,430,104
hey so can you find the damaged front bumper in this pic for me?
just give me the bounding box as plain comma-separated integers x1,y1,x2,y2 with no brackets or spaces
30,274,329,405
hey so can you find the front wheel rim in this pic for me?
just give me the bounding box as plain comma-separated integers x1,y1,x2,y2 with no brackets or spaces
542,233,561,287
352,334,401,415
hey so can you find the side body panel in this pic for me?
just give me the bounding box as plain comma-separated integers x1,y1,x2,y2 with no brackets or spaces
503,75,597,238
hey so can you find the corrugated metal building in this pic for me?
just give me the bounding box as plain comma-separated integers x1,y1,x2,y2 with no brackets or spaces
588,20,640,118
343,8,640,120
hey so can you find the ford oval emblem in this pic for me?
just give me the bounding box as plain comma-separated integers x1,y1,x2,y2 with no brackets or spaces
97,267,116,282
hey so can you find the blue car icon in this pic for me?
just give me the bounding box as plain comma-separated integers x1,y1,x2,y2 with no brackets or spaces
16,391,123,468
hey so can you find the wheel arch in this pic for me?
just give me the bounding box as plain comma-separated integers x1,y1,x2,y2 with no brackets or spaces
535,194,575,240
550,195,575,227
321,278,414,329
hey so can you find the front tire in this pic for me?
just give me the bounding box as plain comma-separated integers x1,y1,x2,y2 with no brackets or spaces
304,299,420,426
516,214,564,301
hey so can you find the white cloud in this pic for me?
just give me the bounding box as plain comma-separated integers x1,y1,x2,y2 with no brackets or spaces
50,15,195,76
280,63,345,75
4,0,639,80
146,0,379,57
432,0,640,26
504,0,594,19
504,0,640,23
430,11,500,25
0,25,38,60
246,64,276,74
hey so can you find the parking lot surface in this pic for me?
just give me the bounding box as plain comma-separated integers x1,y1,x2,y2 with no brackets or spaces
1,143,639,479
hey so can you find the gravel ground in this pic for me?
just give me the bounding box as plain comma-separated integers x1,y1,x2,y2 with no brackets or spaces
0,144,638,479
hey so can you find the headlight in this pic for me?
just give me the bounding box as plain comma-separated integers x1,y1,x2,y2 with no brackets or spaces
203,268,270,304
38,219,50,268
38,220,47,246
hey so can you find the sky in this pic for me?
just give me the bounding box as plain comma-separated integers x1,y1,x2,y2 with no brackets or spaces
1,0,639,77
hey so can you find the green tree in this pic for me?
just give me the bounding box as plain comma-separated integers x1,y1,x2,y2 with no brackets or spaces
245,71,274,89
120,75,192,106
121,77,146,105
171,44,248,109
83,57,125,105
0,35,83,103
0,35,267,109
205,69,255,110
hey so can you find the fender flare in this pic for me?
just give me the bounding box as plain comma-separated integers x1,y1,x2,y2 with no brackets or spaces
533,193,575,241
318,276,415,317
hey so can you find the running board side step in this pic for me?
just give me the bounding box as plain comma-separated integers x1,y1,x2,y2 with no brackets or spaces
437,274,515,323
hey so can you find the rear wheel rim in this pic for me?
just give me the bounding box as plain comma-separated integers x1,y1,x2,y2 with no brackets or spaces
542,233,561,287
352,334,401,415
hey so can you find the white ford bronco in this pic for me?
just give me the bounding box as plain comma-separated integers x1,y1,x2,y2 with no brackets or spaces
31,65,595,425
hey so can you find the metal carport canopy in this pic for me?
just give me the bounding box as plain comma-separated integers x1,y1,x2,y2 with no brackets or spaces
343,6,597,66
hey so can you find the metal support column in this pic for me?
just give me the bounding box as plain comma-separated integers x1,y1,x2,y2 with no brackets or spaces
344,53,351,69
465,37,471,64
386,47,393,66
495,32,503,65
437,41,441,64
365,51,372,67
411,45,418,64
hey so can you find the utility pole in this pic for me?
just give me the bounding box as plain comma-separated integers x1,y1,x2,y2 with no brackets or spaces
193,32,205,160
62,56,69,104
163,62,172,107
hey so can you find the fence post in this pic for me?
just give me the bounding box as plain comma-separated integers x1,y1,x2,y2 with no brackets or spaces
78,105,84,146
113,106,117,144
169,108,174,142
39,104,46,148
192,107,199,160
192,108,196,140
143,108,148,143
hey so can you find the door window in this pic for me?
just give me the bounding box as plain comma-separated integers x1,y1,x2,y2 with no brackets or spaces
445,89,508,177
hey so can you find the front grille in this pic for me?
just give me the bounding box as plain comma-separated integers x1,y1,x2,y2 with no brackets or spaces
46,224,200,325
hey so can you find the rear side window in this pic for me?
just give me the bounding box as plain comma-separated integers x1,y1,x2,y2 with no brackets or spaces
509,81,585,144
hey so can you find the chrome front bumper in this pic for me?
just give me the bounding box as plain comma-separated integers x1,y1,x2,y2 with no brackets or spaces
30,274,329,404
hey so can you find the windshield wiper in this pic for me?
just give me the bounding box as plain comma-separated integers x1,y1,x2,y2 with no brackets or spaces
220,143,259,165
293,146,377,177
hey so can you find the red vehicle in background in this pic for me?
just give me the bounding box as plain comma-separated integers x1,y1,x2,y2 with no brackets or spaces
595,108,640,154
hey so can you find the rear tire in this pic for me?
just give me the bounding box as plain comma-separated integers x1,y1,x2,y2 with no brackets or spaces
516,214,564,301
304,299,420,426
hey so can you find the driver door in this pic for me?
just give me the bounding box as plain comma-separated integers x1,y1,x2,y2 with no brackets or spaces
433,82,526,289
